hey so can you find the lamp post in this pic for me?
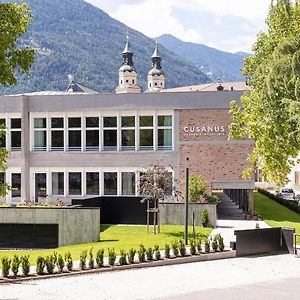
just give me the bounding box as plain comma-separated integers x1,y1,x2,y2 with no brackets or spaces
184,157,189,245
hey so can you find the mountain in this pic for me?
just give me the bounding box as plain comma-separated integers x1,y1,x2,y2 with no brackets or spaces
157,34,250,82
0,0,211,95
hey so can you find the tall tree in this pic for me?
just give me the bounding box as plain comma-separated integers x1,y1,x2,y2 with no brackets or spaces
229,0,300,186
0,2,35,85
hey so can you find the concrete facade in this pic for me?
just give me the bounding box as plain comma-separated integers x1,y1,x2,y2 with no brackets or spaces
0,207,100,246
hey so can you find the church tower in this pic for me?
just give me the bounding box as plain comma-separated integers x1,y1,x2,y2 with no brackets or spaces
115,35,141,94
146,42,165,92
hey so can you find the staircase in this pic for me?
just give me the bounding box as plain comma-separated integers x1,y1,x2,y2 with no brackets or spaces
215,192,245,220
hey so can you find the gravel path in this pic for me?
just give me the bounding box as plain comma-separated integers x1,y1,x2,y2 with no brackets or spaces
1,254,300,299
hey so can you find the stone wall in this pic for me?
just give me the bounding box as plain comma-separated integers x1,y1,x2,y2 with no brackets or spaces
0,207,100,246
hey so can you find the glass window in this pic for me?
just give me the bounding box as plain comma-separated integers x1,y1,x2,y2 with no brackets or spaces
86,172,99,195
139,116,153,127
68,130,81,150
86,130,99,149
11,131,21,150
158,129,172,150
164,172,173,196
103,130,117,150
11,173,21,198
121,116,135,127
122,172,135,195
0,132,6,148
11,118,21,129
86,117,99,128
52,172,64,195
0,119,6,126
34,131,46,150
139,129,153,150
104,172,117,195
51,131,64,150
158,115,172,127
69,172,82,195
68,117,81,128
34,118,46,128
51,118,64,128
103,117,117,128
121,130,135,150
0,172,5,184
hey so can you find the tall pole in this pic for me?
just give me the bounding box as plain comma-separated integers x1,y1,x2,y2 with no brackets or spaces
184,157,189,245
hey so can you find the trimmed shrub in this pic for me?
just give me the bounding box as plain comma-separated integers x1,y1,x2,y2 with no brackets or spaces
128,248,136,264
154,244,161,260
80,250,88,270
45,255,56,274
57,254,65,273
138,244,146,263
89,247,94,269
65,252,73,271
164,244,170,258
189,240,196,255
21,255,30,276
171,240,179,257
179,240,186,257
96,249,104,268
1,257,11,278
196,238,202,254
217,234,225,252
204,239,210,253
211,236,218,252
36,256,45,275
53,251,58,265
108,248,116,266
119,249,127,265
11,255,20,277
201,208,209,227
146,247,153,261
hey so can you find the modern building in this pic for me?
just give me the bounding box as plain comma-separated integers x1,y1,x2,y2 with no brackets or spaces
0,38,255,209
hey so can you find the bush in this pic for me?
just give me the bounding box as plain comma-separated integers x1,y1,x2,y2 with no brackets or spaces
96,249,104,268
1,257,11,277
204,239,210,253
201,208,209,227
108,248,116,266
36,256,45,275
128,248,136,264
189,240,196,255
89,247,94,269
65,252,73,271
21,255,30,276
45,255,56,274
164,244,170,258
57,254,65,273
189,175,208,203
217,234,225,252
196,238,202,254
205,194,221,204
11,255,20,277
119,249,127,265
80,250,88,270
171,240,179,257
53,251,58,265
146,247,153,261
138,244,146,263
179,240,186,257
154,244,161,260
211,236,218,252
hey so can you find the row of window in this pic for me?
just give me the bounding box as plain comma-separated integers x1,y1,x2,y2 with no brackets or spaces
33,115,172,152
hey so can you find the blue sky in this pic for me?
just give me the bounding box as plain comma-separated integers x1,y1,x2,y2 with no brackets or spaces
85,0,270,53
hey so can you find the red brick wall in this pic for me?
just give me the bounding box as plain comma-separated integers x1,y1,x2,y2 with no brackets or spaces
179,109,253,188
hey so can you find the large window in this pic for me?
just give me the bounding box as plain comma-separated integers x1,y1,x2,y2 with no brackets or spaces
104,172,117,195
33,118,47,151
11,173,21,198
68,117,81,151
86,117,99,151
0,119,6,148
122,172,136,195
103,117,117,151
157,115,172,150
68,172,82,195
52,172,64,195
86,172,99,195
51,118,64,151
11,118,21,151
0,172,5,184
139,116,153,150
121,116,135,151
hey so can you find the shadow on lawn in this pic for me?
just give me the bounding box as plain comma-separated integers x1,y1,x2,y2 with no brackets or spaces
164,231,209,239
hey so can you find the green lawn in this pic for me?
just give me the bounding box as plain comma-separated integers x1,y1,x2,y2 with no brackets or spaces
0,225,211,265
254,192,300,242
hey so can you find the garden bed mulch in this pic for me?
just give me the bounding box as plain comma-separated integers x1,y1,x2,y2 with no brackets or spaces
0,250,236,284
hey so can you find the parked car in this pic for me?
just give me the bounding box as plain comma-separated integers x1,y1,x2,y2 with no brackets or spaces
277,188,295,200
